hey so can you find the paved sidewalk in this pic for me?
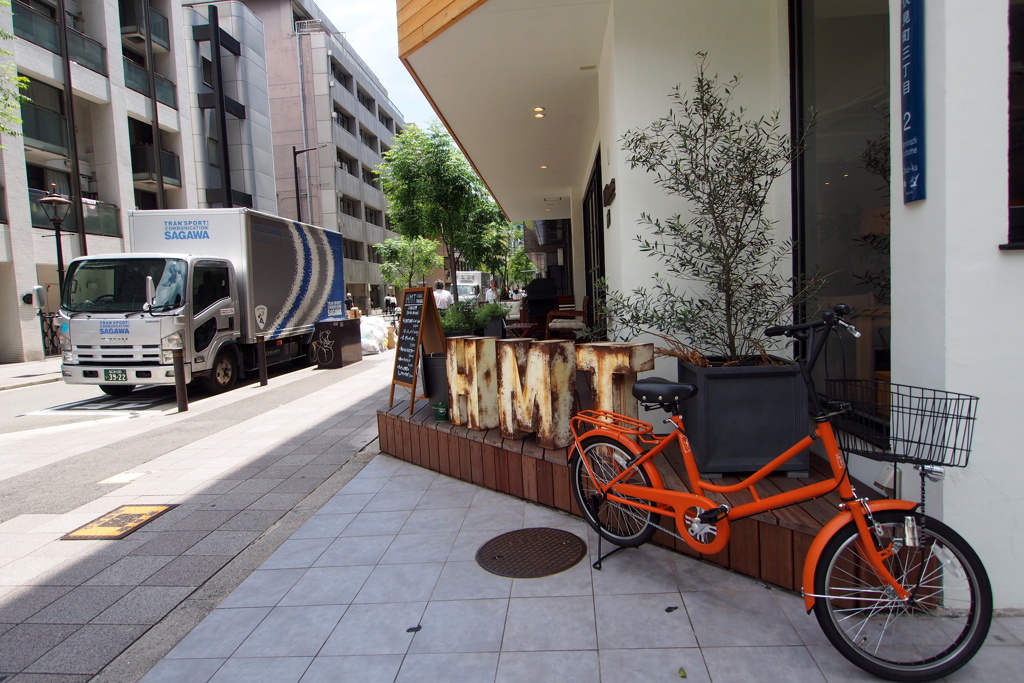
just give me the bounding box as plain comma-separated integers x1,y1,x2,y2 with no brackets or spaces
0,352,395,680
0,356,63,391
139,455,1024,683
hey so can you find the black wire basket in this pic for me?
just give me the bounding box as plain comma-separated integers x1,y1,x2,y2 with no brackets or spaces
825,380,979,468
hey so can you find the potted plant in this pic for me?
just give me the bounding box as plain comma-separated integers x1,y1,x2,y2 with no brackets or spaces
600,53,821,474
440,302,477,337
473,301,508,338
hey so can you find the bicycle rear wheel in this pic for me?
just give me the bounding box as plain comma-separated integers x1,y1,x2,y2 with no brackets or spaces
812,511,992,681
570,435,659,547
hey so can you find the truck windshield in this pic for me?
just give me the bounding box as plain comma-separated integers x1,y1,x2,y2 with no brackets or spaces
63,258,187,313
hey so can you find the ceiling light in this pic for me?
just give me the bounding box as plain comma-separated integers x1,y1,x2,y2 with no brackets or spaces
534,113,545,118
533,107,545,112
540,165,548,169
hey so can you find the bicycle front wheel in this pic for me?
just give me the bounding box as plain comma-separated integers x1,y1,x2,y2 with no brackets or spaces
570,435,659,547
812,511,992,682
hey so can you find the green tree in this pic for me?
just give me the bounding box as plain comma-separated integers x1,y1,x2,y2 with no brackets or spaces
463,221,523,296
1,1,29,145
509,248,537,287
376,123,504,301
374,235,444,289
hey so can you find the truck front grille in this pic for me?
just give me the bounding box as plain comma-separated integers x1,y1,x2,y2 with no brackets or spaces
74,344,162,366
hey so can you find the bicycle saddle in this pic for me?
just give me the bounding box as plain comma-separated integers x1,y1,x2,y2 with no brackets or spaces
632,378,698,405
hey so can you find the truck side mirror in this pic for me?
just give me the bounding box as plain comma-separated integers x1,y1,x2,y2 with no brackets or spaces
31,285,45,310
143,276,156,312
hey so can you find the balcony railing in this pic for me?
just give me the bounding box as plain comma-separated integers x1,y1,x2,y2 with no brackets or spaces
29,188,122,237
13,2,107,75
66,28,108,75
123,59,178,108
154,73,177,108
21,102,69,155
130,145,182,187
120,0,170,51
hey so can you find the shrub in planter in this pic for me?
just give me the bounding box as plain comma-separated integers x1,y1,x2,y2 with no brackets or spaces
599,53,822,474
473,302,508,338
440,301,476,337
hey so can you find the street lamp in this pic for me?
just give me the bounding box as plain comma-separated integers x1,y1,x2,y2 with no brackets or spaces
292,144,326,223
38,183,74,292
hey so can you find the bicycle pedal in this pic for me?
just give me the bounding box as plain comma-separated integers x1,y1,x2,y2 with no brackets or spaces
697,506,729,524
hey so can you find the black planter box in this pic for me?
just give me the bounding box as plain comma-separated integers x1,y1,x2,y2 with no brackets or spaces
677,360,810,475
421,352,449,406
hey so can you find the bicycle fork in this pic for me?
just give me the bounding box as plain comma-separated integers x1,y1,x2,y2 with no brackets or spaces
801,498,918,611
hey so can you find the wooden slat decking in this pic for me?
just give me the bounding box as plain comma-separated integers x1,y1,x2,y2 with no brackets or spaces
377,402,864,591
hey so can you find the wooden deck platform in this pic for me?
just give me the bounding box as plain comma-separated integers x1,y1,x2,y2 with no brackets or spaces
377,400,859,591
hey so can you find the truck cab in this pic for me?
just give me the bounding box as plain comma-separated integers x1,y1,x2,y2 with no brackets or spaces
58,254,242,395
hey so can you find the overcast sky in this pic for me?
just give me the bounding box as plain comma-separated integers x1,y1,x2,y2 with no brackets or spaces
316,0,438,127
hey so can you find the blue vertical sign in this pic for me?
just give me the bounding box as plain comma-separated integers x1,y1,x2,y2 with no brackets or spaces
901,0,925,203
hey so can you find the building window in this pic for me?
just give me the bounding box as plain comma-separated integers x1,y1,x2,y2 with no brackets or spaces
207,138,220,167
796,0,890,382
340,196,359,218
364,206,381,226
367,244,382,264
1007,1,1024,247
343,238,362,260
359,127,377,154
201,57,213,87
378,110,393,132
330,61,352,91
333,108,353,134
361,166,378,189
357,88,375,113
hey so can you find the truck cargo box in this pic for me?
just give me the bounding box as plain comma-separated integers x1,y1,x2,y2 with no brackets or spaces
128,208,345,343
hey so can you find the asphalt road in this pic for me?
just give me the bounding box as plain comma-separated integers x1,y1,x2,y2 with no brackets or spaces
0,364,307,436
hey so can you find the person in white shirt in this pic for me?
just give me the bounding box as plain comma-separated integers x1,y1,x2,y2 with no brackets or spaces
433,280,454,310
485,279,499,304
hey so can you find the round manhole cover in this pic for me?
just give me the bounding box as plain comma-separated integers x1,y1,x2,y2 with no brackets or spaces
475,527,587,578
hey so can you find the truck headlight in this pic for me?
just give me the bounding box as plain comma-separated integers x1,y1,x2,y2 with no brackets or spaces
162,330,184,350
161,330,184,364
58,328,74,364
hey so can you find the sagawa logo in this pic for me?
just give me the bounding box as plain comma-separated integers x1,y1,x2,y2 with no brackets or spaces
163,219,211,240
99,323,130,335
255,305,267,330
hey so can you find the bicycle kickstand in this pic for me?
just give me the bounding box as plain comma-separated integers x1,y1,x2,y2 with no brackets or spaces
586,494,631,570
592,532,629,570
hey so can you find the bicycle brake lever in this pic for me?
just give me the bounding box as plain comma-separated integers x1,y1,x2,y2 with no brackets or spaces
838,320,862,338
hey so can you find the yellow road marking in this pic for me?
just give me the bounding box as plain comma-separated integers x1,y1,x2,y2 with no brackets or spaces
61,504,177,540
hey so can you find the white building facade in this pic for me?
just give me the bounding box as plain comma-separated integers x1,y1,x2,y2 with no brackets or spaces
0,0,403,362
240,0,406,314
398,0,1024,608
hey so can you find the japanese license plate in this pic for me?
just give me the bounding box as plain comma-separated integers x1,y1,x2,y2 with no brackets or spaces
104,369,128,382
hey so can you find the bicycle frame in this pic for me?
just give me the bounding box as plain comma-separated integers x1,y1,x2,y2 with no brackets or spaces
571,409,917,610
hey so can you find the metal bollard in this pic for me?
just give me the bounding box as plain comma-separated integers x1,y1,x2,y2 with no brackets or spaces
172,349,188,412
257,335,268,386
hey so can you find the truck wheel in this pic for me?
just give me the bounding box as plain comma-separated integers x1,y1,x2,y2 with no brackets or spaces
100,384,136,397
202,351,237,394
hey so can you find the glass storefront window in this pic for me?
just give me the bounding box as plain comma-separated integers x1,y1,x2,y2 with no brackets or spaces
797,0,890,382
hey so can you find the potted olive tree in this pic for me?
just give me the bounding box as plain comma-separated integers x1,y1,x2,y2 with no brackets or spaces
601,53,821,474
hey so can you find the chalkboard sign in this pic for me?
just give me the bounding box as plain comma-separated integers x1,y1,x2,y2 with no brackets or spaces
389,287,445,414
394,290,424,385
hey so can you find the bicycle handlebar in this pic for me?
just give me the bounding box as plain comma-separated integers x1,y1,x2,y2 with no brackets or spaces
764,304,859,339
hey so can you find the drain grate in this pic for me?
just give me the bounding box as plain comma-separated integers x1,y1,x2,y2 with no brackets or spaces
475,527,587,578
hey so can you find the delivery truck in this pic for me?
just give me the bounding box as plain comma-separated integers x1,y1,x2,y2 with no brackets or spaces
453,270,490,303
56,208,346,395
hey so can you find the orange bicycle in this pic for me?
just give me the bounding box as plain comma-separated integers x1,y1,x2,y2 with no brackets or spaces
569,305,991,682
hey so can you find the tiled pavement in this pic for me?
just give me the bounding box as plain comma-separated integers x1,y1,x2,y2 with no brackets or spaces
140,455,1024,683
